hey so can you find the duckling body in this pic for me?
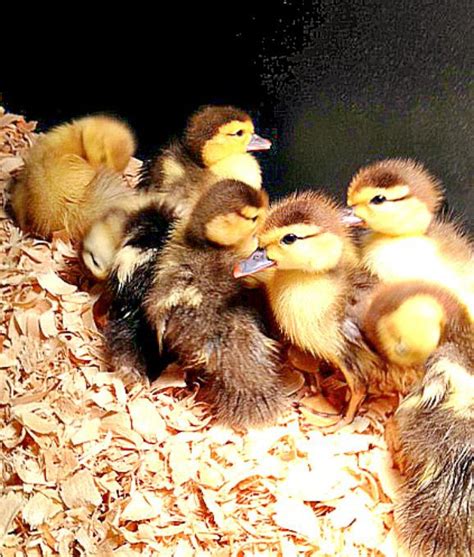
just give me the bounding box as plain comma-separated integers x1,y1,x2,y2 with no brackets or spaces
140,180,288,427
347,158,474,318
105,203,172,378
11,115,136,239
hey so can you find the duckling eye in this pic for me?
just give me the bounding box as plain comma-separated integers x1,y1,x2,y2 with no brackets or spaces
281,234,298,245
370,195,387,205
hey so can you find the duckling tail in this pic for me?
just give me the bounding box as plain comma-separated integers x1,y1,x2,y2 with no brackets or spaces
388,344,473,557
183,314,290,428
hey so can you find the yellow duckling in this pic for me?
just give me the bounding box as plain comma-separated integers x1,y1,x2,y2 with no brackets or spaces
11,115,136,239
235,191,388,427
346,158,474,319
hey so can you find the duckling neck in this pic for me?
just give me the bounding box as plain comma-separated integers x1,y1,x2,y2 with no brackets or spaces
267,269,347,361
208,153,262,190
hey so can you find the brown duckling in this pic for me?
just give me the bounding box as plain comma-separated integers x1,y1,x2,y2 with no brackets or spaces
82,105,271,280
359,281,473,555
137,104,271,218
386,339,473,557
11,115,136,239
108,179,289,427
346,158,474,319
141,179,290,426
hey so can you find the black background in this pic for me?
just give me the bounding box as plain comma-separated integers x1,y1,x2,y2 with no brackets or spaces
2,0,472,229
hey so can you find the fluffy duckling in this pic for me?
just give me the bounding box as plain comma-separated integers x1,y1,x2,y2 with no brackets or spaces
108,179,289,427
81,191,165,280
346,158,474,318
11,115,136,239
386,339,473,556
234,191,393,427
137,105,271,217
82,105,271,280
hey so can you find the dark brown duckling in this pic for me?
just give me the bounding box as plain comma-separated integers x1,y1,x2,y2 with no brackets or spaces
139,179,290,427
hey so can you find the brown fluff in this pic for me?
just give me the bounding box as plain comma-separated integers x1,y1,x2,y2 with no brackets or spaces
10,115,136,239
387,336,473,557
235,191,426,428
142,180,288,427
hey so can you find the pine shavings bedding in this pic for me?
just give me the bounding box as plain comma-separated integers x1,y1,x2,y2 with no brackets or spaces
0,107,406,557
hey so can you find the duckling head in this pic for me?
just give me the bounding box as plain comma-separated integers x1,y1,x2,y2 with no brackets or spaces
184,105,271,168
234,191,353,277
362,282,463,366
346,158,444,236
184,179,268,254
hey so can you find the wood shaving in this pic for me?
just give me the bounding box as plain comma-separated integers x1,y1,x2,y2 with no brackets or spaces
0,108,403,555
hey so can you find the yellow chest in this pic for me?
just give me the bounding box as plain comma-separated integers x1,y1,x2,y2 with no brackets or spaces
364,234,474,319
363,235,440,281
210,154,262,190
268,271,344,362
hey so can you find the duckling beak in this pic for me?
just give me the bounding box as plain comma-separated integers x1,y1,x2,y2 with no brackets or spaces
247,133,272,152
233,248,275,278
341,207,365,227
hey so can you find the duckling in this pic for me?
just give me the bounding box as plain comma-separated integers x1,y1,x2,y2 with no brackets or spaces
11,115,136,239
137,104,271,217
82,105,271,280
386,339,473,557
234,191,400,428
81,191,165,280
132,179,290,427
346,158,474,319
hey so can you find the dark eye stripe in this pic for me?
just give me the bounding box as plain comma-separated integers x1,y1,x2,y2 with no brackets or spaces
280,232,320,245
